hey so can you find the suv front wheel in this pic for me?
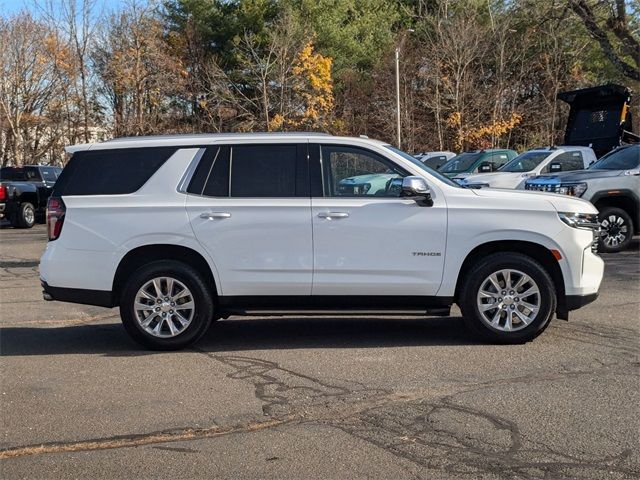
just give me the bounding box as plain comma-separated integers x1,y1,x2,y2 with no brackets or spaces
459,253,556,343
120,260,214,350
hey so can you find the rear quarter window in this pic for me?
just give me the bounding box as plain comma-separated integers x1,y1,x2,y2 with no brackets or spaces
53,147,176,196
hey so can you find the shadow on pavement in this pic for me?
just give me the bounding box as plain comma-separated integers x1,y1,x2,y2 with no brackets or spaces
0,316,480,356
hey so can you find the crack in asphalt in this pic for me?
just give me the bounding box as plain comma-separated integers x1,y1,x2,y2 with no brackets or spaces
0,417,296,460
193,350,640,479
4,348,636,479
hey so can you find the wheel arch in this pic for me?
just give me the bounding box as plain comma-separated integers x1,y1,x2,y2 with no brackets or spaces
112,244,218,306
454,240,567,318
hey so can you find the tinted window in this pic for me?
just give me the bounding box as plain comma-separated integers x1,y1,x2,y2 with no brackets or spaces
188,146,231,197
590,145,640,170
203,147,230,197
440,152,481,173
0,167,42,181
53,147,176,196
322,145,407,197
230,145,298,197
544,151,584,172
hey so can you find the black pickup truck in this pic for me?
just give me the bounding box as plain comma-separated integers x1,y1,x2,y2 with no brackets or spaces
0,165,62,228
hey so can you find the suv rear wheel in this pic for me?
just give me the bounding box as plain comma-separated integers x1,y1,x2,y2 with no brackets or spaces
598,207,633,253
459,253,556,343
120,260,214,350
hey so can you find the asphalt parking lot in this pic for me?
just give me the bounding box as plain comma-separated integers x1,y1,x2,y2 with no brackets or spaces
0,224,638,479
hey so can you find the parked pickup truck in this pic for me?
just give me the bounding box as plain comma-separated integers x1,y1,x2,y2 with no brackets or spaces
525,144,639,253
459,146,597,190
0,165,62,228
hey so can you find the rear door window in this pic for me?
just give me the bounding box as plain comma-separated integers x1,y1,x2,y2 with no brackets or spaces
53,147,176,196
187,146,231,197
196,144,307,198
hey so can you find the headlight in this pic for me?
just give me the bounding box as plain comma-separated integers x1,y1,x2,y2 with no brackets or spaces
558,212,600,230
556,183,587,197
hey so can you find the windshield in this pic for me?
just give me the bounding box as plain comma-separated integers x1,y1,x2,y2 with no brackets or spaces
384,145,460,188
589,145,639,170
500,151,551,172
440,152,481,173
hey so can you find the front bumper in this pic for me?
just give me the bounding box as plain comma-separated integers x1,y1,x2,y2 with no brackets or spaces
557,292,598,320
566,293,599,310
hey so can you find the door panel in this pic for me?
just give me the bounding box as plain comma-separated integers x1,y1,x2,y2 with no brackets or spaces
310,144,447,296
187,198,312,295
186,143,312,296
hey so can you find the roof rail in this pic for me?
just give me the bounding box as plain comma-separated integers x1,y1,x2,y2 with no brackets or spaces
105,132,332,143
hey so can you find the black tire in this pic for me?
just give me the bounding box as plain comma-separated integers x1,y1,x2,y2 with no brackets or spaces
459,253,556,344
598,207,633,253
120,260,214,350
12,202,35,229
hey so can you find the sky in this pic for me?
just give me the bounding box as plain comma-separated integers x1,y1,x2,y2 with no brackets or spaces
1,0,128,17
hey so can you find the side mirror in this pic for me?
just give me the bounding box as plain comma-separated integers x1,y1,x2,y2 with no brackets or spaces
549,162,562,173
478,161,492,173
401,176,433,207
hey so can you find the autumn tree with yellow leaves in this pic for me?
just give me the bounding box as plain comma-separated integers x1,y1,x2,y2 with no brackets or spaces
446,111,523,151
270,42,335,131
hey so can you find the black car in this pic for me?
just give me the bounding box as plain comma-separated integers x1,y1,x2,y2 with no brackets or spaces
0,165,62,228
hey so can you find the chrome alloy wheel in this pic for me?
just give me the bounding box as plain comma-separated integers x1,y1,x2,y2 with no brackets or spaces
600,214,628,248
134,277,195,338
24,205,35,225
476,269,540,332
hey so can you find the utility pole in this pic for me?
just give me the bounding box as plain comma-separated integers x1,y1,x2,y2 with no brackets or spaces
395,29,414,150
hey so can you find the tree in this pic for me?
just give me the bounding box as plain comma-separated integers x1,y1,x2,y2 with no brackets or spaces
0,14,65,166
93,1,187,136
568,0,640,81
271,42,335,131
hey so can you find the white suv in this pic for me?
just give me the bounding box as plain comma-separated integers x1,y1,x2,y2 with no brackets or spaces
40,133,604,349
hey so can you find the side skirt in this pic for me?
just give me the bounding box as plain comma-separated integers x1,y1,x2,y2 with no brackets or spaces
217,295,453,317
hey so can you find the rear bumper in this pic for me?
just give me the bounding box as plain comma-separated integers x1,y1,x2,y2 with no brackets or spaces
0,202,5,219
41,280,114,308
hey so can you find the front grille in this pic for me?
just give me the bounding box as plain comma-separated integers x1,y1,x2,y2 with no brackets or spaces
525,184,558,192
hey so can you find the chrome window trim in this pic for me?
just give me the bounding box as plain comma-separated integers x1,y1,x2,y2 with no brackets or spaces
200,146,221,196
176,148,206,194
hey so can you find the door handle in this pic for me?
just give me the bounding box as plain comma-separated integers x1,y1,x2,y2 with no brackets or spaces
317,212,349,220
200,212,231,220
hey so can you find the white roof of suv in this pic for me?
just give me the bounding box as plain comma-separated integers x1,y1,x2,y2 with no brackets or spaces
67,133,385,153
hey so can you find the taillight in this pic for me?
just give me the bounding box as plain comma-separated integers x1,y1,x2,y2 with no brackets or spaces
47,197,66,241
0,185,7,201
